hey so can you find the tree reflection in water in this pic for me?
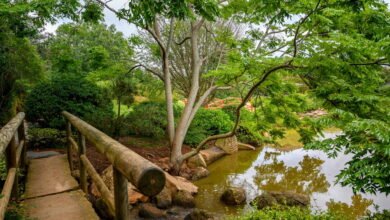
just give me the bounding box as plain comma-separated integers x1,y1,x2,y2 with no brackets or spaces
254,153,330,195
327,195,373,219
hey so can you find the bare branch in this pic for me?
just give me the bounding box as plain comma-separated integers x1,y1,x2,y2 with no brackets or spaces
175,37,191,45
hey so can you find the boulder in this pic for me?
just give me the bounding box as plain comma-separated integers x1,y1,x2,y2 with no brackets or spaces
251,191,310,209
191,167,210,181
155,186,172,209
138,203,166,219
172,190,196,208
184,209,214,220
187,153,207,168
200,147,227,165
91,166,148,205
220,187,246,205
215,136,238,154
237,142,256,151
165,172,198,195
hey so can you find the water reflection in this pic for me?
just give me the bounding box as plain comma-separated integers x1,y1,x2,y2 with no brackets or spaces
327,195,373,219
194,133,389,218
254,155,329,195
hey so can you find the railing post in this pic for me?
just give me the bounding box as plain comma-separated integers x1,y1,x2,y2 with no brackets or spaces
17,121,27,170
78,132,87,193
66,121,74,171
113,167,128,220
7,134,18,201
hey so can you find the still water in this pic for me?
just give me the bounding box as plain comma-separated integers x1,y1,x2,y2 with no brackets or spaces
193,132,389,219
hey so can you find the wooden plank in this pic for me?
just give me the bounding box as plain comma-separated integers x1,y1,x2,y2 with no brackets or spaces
80,155,115,216
113,167,128,220
0,168,16,219
0,112,24,154
25,155,79,199
62,111,165,196
24,189,99,220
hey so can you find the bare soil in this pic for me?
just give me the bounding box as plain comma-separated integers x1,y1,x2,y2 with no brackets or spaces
85,136,193,174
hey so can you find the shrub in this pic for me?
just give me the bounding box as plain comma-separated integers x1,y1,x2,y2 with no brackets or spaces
236,206,341,220
28,128,67,149
25,75,114,129
185,108,233,146
124,101,183,138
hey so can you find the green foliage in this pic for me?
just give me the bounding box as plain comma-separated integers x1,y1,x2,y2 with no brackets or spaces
222,105,264,146
236,206,340,220
185,108,233,146
117,0,219,28
25,75,114,129
124,101,170,138
0,23,44,123
28,128,66,149
46,23,132,75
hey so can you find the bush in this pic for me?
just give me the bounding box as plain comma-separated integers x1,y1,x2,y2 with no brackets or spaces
25,75,114,129
185,108,233,146
237,206,341,220
124,101,182,138
28,127,67,149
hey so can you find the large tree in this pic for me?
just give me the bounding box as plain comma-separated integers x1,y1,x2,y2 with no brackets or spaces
95,0,390,194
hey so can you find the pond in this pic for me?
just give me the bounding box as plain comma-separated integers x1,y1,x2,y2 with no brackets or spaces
193,131,390,219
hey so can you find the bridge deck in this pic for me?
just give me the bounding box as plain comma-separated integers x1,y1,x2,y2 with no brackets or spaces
23,154,99,220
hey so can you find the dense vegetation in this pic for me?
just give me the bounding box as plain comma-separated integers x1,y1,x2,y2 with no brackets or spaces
0,0,389,218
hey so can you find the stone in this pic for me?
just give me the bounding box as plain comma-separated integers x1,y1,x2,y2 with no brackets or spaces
172,190,196,208
139,203,167,219
91,166,148,205
191,167,210,181
165,172,198,195
250,192,277,209
187,153,207,168
220,187,246,205
155,186,172,209
237,142,256,151
184,209,214,220
271,191,310,207
251,191,310,209
215,136,238,154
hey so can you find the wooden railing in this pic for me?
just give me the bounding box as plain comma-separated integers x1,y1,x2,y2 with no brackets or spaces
62,111,166,220
0,113,27,219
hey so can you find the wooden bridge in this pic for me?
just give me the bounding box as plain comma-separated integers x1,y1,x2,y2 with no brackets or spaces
0,112,166,220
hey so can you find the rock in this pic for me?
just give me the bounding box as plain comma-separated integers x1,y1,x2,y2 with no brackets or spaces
139,203,166,219
184,209,214,220
251,191,310,209
165,172,198,195
155,186,172,209
172,190,196,208
91,166,148,205
191,167,210,181
215,136,238,154
200,147,227,165
271,191,309,207
155,157,172,172
187,154,207,168
237,142,256,151
250,192,277,209
220,187,246,205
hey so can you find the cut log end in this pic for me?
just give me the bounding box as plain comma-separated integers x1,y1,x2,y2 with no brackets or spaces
138,167,166,196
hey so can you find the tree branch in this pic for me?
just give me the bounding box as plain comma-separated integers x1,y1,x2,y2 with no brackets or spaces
179,62,294,161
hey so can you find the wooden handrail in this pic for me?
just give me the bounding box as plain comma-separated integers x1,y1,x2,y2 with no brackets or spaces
0,112,27,219
62,111,166,220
